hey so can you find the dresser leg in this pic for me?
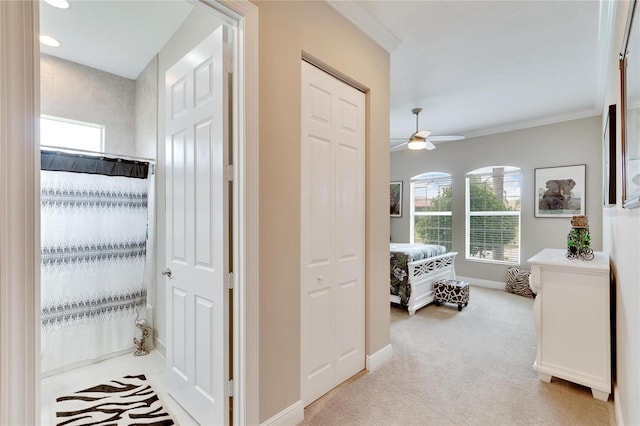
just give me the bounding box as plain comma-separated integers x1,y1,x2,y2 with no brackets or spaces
591,389,609,401
538,372,552,383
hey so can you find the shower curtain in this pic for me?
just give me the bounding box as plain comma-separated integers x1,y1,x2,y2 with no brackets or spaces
40,150,151,375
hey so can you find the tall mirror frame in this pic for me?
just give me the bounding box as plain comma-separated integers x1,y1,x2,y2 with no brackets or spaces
621,0,640,208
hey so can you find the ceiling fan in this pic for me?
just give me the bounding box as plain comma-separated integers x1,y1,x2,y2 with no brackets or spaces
390,108,465,151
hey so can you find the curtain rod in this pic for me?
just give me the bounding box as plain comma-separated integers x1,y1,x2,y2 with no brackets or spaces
40,145,157,164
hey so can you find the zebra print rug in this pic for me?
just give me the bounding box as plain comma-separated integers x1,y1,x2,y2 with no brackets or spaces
55,374,176,426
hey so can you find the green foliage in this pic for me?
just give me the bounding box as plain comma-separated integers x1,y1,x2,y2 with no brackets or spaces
468,177,519,260
415,177,519,260
414,186,452,250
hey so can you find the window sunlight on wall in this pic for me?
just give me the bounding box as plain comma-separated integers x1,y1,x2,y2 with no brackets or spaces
40,116,104,153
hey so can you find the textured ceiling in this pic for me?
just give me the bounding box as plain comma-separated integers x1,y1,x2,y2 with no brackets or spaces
330,0,617,149
39,0,194,80
40,1,618,149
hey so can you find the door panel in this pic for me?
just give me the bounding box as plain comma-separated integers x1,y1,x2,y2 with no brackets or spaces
301,61,365,406
165,26,229,425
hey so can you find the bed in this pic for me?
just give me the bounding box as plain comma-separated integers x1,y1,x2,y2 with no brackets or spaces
390,243,458,315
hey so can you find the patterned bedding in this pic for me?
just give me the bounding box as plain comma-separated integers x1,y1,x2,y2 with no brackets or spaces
390,243,448,306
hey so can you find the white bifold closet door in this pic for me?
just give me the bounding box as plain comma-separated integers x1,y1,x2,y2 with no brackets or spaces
300,60,365,406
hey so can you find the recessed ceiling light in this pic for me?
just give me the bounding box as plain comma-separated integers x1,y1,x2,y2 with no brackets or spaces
43,0,70,9
39,35,61,47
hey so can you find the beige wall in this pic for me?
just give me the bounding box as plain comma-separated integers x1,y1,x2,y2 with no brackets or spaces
603,2,640,425
253,0,390,421
40,54,136,156
391,116,603,283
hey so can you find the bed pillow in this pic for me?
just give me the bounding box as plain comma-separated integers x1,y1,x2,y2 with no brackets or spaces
505,267,535,298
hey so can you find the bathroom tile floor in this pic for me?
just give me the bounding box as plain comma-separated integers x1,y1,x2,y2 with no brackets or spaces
41,349,198,425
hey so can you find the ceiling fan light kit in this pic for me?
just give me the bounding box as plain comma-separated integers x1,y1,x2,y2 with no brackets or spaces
390,107,463,152
408,107,434,151
407,137,427,150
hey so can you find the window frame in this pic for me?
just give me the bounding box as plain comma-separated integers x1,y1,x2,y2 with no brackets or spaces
40,115,105,153
409,172,453,251
465,166,521,265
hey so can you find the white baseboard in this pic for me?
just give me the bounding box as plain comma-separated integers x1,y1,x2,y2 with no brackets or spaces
366,344,393,371
614,384,624,426
457,276,504,290
154,337,166,358
40,347,133,378
260,400,304,426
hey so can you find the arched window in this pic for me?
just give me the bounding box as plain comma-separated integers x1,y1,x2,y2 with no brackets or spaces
410,172,452,251
465,166,521,264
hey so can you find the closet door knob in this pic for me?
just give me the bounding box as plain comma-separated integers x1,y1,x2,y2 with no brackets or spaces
162,268,172,278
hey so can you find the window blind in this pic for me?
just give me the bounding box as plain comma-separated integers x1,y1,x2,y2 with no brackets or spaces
411,172,452,251
466,167,521,264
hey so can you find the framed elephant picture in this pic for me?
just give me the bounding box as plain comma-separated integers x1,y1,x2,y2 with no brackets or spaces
535,164,586,218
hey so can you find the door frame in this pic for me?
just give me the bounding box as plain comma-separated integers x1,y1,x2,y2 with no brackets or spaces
0,0,259,424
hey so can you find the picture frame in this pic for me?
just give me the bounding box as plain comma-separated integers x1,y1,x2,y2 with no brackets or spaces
621,0,640,208
390,181,402,217
534,164,586,218
604,104,617,206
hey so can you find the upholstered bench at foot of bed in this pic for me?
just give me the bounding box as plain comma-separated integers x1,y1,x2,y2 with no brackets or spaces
433,279,470,311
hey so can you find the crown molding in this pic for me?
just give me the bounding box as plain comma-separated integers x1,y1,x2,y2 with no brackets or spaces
463,108,601,139
390,109,602,151
326,1,401,53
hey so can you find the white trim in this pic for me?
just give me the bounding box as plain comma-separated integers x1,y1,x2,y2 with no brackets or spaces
154,337,167,358
366,344,393,371
215,1,260,425
595,0,618,113
326,1,401,53
457,276,505,291
259,400,304,426
463,109,600,139
614,384,624,426
0,1,40,424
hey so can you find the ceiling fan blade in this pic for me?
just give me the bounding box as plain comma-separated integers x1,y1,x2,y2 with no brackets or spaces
390,140,408,151
424,140,436,150
429,135,465,142
415,129,431,139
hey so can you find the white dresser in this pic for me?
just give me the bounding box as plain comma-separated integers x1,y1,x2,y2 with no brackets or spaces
528,248,611,401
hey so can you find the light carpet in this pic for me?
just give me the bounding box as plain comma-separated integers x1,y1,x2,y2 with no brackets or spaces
302,285,615,425
55,374,176,426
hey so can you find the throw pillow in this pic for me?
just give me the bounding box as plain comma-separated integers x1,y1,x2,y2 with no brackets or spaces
505,267,535,298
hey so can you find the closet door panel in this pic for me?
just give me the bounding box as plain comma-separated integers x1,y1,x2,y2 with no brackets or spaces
301,60,365,406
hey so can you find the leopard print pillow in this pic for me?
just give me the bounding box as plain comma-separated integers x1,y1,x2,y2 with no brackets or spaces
505,267,535,298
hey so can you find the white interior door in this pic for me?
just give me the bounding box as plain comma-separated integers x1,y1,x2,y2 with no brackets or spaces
300,60,365,406
165,27,229,425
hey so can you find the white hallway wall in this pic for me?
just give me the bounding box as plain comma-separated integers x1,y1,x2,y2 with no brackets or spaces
603,1,640,425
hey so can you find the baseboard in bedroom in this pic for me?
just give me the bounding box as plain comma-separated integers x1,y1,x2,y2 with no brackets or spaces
260,400,304,426
614,384,624,426
366,344,393,371
457,276,504,290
